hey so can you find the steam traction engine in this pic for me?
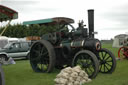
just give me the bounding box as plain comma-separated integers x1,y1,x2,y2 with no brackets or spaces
23,10,116,78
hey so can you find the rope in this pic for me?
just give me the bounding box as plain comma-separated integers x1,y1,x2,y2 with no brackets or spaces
0,20,11,36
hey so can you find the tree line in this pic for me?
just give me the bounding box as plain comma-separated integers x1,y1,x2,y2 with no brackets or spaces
0,24,58,38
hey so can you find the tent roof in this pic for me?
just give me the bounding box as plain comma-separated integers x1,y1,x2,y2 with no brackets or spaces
115,34,128,38
23,17,74,25
0,5,18,22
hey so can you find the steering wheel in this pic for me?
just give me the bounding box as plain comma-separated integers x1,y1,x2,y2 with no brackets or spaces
69,24,75,33
59,24,75,33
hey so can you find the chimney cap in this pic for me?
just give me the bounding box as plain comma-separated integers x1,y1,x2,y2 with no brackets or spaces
88,9,94,11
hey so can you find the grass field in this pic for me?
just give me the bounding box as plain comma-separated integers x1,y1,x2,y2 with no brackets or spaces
2,44,128,85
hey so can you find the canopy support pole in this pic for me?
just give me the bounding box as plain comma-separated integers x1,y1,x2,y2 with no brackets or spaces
0,20,11,36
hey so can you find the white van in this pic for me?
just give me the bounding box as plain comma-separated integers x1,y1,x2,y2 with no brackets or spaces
0,36,19,49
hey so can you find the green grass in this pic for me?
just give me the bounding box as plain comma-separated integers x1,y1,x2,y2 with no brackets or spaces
3,60,58,85
102,43,119,57
2,44,128,85
87,60,128,85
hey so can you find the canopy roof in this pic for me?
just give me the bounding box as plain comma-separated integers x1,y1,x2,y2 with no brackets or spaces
0,5,18,22
23,17,74,25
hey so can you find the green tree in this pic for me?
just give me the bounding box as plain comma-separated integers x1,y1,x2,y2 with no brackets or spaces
0,23,59,38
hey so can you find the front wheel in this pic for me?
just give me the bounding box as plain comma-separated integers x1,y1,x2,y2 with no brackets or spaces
72,50,99,78
98,48,116,73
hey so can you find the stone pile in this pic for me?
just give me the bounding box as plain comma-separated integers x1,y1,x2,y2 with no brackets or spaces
54,66,92,85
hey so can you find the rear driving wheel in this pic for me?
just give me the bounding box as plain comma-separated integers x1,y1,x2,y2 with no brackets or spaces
72,50,99,78
30,40,56,73
98,48,116,73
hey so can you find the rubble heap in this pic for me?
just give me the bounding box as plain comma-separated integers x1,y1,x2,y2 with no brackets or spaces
54,66,92,85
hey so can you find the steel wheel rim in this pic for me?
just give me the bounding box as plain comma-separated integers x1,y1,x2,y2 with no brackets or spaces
118,47,128,59
30,42,49,72
74,53,95,77
99,51,113,73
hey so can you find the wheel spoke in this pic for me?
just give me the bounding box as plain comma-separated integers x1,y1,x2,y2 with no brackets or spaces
119,47,127,59
100,63,103,71
42,64,47,71
30,58,38,62
104,64,106,72
81,55,85,59
40,46,44,55
84,59,88,65
106,60,112,62
84,68,90,76
88,65,93,73
88,60,93,66
103,52,107,59
101,52,104,59
42,51,48,56
32,49,40,56
77,59,83,65
104,56,111,61
37,44,42,50
104,64,109,71
98,48,116,73
40,63,43,70
35,56,49,72
105,62,112,67
121,49,124,53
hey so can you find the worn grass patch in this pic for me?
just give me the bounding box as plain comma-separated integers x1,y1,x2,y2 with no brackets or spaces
2,44,128,85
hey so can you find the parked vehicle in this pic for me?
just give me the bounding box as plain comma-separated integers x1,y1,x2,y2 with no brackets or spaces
0,36,19,49
0,41,31,61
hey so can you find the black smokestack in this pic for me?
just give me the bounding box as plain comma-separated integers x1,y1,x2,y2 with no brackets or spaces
88,9,94,38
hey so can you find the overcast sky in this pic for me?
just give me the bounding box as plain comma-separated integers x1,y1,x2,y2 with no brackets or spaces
0,0,128,40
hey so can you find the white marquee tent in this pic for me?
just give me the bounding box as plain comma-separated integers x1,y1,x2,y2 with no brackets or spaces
112,34,128,48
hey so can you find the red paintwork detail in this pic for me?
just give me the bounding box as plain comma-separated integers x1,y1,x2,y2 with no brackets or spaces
0,9,13,18
0,5,17,14
0,5,18,21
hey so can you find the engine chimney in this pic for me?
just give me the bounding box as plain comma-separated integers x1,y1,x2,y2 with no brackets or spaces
88,9,94,38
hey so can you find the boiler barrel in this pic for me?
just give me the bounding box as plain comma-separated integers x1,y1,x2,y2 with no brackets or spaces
60,39,101,51
84,39,101,51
